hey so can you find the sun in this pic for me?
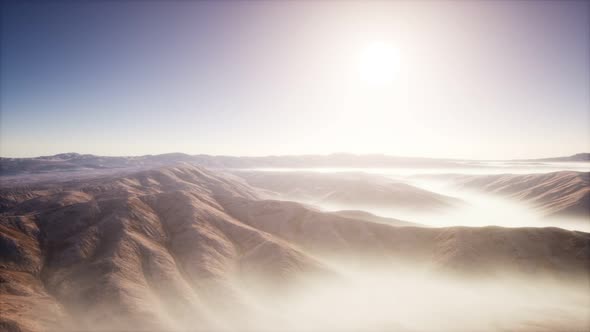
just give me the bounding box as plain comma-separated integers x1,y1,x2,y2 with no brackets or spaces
358,42,400,86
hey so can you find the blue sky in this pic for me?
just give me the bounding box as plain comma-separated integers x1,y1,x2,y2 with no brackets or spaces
1,1,589,159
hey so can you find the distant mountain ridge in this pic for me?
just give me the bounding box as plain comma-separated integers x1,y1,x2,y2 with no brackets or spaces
2,152,588,176
525,153,590,162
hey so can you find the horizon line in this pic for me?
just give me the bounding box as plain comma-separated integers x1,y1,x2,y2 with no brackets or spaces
1,151,588,162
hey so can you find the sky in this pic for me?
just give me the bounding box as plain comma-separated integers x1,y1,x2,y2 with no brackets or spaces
1,1,589,159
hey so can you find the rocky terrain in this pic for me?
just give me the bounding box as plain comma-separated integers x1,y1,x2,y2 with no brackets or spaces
1,165,589,331
0,166,328,331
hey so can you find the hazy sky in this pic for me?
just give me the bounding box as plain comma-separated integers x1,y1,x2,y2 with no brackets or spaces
1,1,589,159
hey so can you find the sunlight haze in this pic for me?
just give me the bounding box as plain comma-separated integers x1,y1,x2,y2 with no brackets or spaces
1,1,589,159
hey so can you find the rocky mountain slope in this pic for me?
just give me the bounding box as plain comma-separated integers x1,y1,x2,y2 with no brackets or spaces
1,165,589,331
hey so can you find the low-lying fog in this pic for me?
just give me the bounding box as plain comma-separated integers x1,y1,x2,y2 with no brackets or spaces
53,266,589,332
249,161,590,175
241,162,590,232
321,178,590,232
418,178,589,230
221,268,590,332
224,161,590,332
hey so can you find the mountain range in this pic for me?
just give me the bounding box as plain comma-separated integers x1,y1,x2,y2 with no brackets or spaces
1,152,588,178
1,164,589,331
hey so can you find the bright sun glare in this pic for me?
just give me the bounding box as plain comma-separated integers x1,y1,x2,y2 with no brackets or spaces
358,42,400,86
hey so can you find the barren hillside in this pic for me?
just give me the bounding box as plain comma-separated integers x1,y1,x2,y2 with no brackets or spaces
1,165,589,331
452,171,590,218
233,171,461,213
